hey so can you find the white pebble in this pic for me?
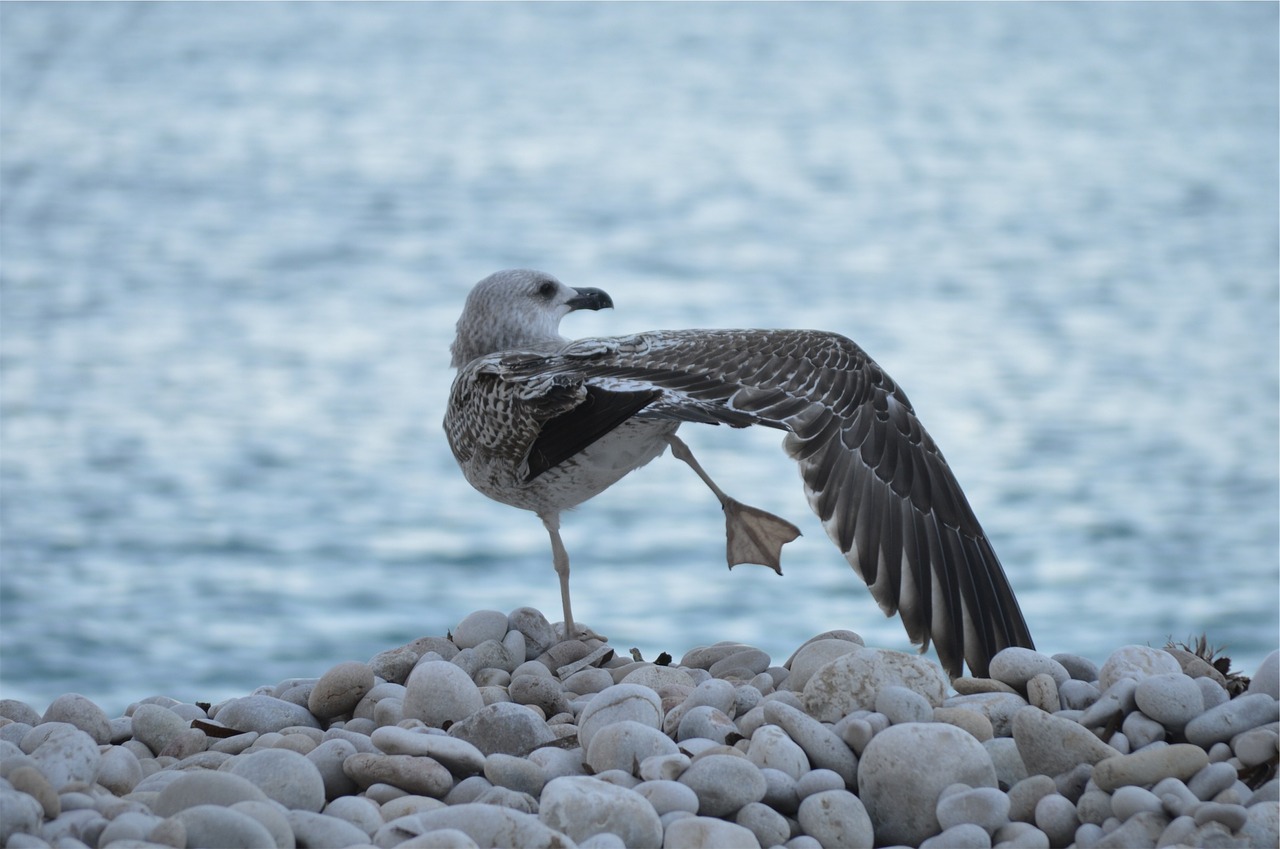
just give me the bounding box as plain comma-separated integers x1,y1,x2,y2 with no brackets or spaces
797,789,874,849
402,661,485,728
539,775,663,848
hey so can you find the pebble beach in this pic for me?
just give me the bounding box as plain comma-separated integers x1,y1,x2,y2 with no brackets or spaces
1,607,1277,849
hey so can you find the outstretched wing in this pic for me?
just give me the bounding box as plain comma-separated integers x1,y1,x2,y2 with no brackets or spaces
530,329,1033,678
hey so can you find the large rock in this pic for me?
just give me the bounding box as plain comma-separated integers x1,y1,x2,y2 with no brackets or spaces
403,661,485,728
858,722,996,846
1011,706,1120,777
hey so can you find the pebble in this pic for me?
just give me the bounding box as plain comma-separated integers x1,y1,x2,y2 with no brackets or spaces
308,660,376,719
4,607,1275,849
802,647,949,721
540,775,664,848
678,753,767,816
1011,706,1120,777
1092,743,1210,792
858,721,997,846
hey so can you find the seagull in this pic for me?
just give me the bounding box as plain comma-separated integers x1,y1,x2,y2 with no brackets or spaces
445,269,1034,677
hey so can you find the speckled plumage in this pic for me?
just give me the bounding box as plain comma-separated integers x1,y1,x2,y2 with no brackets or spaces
445,269,1034,677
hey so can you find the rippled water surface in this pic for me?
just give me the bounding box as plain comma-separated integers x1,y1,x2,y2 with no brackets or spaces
2,3,1277,714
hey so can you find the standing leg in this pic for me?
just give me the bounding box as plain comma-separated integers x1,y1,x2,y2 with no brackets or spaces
539,511,575,635
665,434,801,574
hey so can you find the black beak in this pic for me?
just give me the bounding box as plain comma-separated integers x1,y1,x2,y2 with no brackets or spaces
565,287,613,312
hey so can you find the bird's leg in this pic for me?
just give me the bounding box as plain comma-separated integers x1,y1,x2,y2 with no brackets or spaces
539,512,576,636
664,434,801,575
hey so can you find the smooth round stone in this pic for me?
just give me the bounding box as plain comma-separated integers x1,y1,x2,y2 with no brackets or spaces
539,775,663,848
876,685,934,724
0,700,41,726
1121,711,1166,750
709,647,771,679
1077,678,1139,728
1233,725,1279,767
639,752,691,782
748,724,810,780
919,823,992,849
231,800,295,847
1092,743,1210,792
989,648,1071,690
736,801,790,848
933,707,994,743
685,679,737,714
662,815,762,848
1184,692,1280,746
224,747,326,811
796,768,846,800
803,647,948,721
381,805,570,848
1011,706,1120,777
1097,646,1182,690
577,684,663,751
1059,680,1102,711
212,695,321,734
562,667,614,695
29,725,101,791
942,693,1028,738
761,767,799,815
308,661,376,719
484,753,547,797
372,726,485,776
1007,776,1058,823
369,646,420,685
1025,674,1059,713
1132,673,1203,730
1241,800,1279,849
936,785,1011,833
508,607,557,659
169,804,277,848
1051,653,1099,682
681,643,757,670
676,705,738,745
858,722,997,846
621,665,696,691
97,811,164,846
1196,678,1230,712
344,752,454,797
7,765,59,819
1187,761,1238,800
307,738,360,799
152,770,269,816
784,639,864,693
1111,785,1162,820
448,702,556,757
678,754,767,817
41,694,111,745
1248,650,1279,698
992,821,1050,848
403,661,485,728
586,719,679,775
762,701,857,785
1032,793,1078,846
634,779,700,815
131,703,190,755
797,789,874,849
453,609,510,649
287,809,372,847
509,675,572,718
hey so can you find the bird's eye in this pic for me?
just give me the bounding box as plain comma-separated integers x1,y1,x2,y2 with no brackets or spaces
537,281,557,299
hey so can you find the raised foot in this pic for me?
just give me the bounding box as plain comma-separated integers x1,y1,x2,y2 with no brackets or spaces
723,498,801,575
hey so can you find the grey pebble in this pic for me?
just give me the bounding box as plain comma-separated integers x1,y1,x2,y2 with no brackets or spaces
29,724,101,791
448,701,556,757
452,609,510,649
858,721,996,846
797,789,874,849
748,723,810,780
40,694,111,745
920,823,992,849
129,704,190,756
634,779,700,815
784,639,864,693
1033,792,1078,847
944,692,1028,738
1111,784,1163,820
1133,673,1204,730
876,685,934,724
1248,649,1280,698
1184,692,1279,746
212,695,321,734
308,661,375,720
226,746,326,811
1098,645,1183,690
168,803,277,848
678,753,767,817
586,719,679,775
371,725,485,776
989,647,1070,689
762,700,857,785
577,683,663,751
402,661,485,728
662,815,763,849
151,770,269,816
1011,706,1119,777
935,785,1010,833
343,752,453,797
736,800,791,847
803,647,948,721
485,752,548,796
539,775,663,849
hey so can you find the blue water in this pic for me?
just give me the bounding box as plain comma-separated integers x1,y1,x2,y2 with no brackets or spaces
2,3,1277,716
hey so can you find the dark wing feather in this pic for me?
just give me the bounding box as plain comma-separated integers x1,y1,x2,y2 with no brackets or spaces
538,329,1033,677
525,385,661,481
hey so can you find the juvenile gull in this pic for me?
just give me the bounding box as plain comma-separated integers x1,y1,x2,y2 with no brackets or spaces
445,269,1034,677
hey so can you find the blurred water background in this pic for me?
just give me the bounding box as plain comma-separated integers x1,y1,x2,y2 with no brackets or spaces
2,2,1277,715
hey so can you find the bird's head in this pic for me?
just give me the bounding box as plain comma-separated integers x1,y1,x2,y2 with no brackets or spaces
450,269,613,367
